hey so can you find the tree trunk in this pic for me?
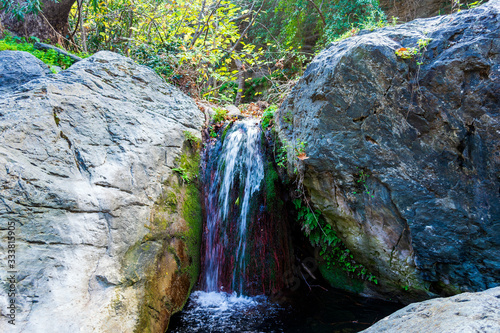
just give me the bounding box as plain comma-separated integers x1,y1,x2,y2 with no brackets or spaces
234,59,246,107
1,0,77,45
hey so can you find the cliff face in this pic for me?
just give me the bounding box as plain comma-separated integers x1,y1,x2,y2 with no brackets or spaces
276,1,500,299
0,51,204,332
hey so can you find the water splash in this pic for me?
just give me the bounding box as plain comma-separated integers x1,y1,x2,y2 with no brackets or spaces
168,291,283,333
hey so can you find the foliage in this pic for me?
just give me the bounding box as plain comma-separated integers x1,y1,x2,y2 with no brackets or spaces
184,130,201,145
293,198,378,284
172,167,191,183
352,168,374,197
248,0,385,52
212,107,228,123
261,104,277,129
452,0,483,13
0,34,85,69
71,0,265,100
275,138,289,169
0,0,45,21
321,0,386,45
395,38,431,61
208,125,218,138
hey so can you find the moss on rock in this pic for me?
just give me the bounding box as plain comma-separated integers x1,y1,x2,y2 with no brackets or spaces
130,140,203,333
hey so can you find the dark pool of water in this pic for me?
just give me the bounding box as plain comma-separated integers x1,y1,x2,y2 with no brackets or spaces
168,287,403,333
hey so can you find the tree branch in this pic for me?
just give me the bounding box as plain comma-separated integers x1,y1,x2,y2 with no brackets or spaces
305,0,326,25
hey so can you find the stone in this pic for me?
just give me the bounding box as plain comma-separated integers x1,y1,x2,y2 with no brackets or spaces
361,287,500,333
0,51,204,332
225,104,242,117
0,50,52,93
276,1,500,300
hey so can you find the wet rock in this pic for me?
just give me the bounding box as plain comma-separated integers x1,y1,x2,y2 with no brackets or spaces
276,1,500,299
0,51,204,332
362,286,500,332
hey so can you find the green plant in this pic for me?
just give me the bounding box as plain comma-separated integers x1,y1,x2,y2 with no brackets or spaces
275,138,290,169
0,34,85,69
282,110,293,124
212,107,228,123
293,198,378,284
467,1,483,9
208,125,218,138
261,104,278,129
172,167,191,183
294,139,306,156
353,168,374,198
183,130,201,145
0,0,45,20
395,38,431,61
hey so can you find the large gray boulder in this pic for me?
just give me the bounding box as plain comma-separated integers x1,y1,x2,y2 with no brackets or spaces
276,1,500,299
362,286,500,332
0,51,204,332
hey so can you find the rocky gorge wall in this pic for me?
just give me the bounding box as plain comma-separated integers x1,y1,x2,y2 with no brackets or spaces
0,51,204,332
276,0,500,300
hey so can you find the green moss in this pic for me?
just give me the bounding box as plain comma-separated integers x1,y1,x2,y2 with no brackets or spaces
175,147,201,183
122,238,162,287
173,142,203,295
264,162,279,207
221,123,232,142
181,182,203,287
152,216,168,230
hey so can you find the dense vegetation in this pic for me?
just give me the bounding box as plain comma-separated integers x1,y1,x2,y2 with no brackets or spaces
1,0,390,104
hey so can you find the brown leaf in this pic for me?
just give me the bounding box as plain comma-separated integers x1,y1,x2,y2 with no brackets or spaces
297,152,309,160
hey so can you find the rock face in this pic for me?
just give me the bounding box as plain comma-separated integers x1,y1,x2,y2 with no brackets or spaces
361,286,500,332
276,1,500,299
0,51,204,332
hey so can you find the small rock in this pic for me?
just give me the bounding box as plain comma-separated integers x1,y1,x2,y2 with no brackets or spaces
225,104,241,117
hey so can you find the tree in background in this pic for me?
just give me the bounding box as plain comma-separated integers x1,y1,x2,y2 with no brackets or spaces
1,0,77,44
0,0,388,105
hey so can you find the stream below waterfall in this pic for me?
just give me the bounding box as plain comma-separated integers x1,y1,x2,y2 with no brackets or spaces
168,287,403,333
168,119,403,332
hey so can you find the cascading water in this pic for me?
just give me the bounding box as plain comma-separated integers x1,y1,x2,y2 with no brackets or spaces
200,119,290,295
168,119,404,333
203,120,265,293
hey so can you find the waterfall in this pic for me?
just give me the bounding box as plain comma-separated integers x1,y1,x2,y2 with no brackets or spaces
200,119,290,295
168,119,406,333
